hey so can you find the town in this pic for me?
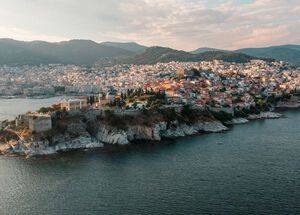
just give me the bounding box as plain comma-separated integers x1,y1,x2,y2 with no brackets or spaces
0,60,299,113
1,59,300,152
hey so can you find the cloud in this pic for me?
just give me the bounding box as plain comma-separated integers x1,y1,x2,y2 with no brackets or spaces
0,26,68,42
110,0,300,50
114,0,236,49
0,0,299,50
232,25,292,49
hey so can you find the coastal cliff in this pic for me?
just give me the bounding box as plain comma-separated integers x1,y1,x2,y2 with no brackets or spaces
1,136,103,157
95,120,228,145
0,106,285,158
0,117,227,157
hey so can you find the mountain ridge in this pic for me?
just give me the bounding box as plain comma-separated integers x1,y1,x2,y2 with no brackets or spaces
0,39,135,66
191,47,226,54
192,44,300,66
100,41,147,53
0,38,297,66
95,46,268,67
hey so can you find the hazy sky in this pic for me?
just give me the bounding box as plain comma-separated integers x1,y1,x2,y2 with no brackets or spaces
0,0,299,50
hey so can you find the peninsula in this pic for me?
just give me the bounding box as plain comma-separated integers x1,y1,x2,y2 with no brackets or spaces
0,59,299,157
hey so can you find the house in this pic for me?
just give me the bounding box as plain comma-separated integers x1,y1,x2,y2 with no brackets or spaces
60,98,88,111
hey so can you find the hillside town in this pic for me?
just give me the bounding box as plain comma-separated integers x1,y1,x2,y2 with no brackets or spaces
1,59,300,158
1,60,300,111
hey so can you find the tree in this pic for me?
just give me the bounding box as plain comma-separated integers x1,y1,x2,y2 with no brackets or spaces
181,104,199,122
38,107,54,113
212,111,233,123
88,95,96,105
161,108,177,122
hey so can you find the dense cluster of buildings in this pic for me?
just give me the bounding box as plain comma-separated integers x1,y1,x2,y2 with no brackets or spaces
145,60,300,112
0,62,201,97
1,60,300,115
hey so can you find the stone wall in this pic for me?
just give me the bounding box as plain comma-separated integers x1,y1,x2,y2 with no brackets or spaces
29,116,52,132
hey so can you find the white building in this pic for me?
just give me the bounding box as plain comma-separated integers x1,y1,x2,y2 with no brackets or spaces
60,98,88,111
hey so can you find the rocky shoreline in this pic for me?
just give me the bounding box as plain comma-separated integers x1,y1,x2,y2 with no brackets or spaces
247,112,282,120
0,109,288,158
3,137,104,158
276,96,300,109
225,118,249,125
97,120,229,145
0,119,228,158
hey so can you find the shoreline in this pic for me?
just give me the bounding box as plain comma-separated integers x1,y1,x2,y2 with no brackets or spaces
0,93,94,100
1,95,299,158
0,109,289,158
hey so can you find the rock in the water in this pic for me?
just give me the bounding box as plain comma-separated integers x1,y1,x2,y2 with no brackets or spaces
248,112,282,120
226,118,249,125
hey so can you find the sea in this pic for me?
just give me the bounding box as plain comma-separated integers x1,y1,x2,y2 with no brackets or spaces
0,97,66,121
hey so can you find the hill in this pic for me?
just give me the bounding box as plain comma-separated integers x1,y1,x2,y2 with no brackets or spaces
0,38,279,67
95,46,264,67
192,44,300,66
0,39,134,66
191,47,224,54
100,42,147,53
236,45,300,66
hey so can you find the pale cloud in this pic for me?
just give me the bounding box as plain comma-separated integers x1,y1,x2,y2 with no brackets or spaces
113,0,300,50
232,25,292,49
0,0,299,50
0,26,68,42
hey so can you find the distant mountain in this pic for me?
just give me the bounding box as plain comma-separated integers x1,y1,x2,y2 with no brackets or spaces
198,51,263,63
120,46,200,64
192,44,300,66
0,39,134,66
0,39,61,66
191,47,224,54
95,46,264,67
0,38,290,67
100,42,147,53
236,45,300,66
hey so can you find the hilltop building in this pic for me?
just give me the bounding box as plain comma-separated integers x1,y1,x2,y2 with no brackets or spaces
60,98,88,111
28,114,52,132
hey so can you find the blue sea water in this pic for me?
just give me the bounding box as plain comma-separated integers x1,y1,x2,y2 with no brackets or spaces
0,103,299,214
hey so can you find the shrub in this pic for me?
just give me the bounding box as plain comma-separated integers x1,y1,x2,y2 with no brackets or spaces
234,109,248,118
38,107,54,113
180,105,200,123
212,111,233,123
161,108,178,122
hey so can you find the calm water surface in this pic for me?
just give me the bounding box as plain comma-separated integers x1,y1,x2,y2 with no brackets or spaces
0,108,299,214
0,97,66,121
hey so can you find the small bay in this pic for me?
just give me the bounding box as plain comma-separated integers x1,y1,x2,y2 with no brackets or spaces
0,97,66,121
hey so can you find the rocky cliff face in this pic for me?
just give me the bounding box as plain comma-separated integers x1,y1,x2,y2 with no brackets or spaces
1,135,103,157
95,120,228,145
0,119,228,157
